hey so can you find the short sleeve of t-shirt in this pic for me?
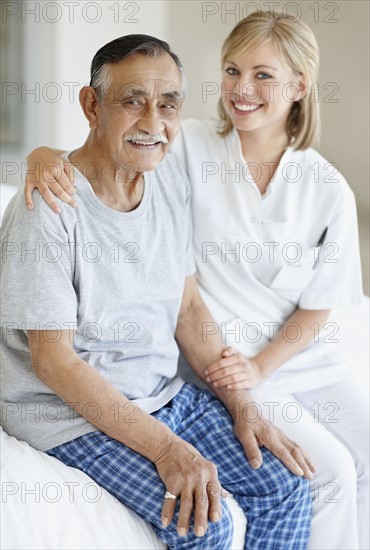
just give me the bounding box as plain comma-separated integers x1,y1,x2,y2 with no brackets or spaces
299,180,363,309
1,191,78,329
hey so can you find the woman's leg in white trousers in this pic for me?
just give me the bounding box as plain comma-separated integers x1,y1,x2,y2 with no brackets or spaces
296,375,369,550
252,375,369,549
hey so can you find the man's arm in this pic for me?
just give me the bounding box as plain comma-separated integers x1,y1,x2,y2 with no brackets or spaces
175,275,316,479
28,329,223,537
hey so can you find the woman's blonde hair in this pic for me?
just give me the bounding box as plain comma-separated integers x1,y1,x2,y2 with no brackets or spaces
218,11,320,150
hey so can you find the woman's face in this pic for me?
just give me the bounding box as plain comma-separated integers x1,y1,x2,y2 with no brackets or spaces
221,41,305,138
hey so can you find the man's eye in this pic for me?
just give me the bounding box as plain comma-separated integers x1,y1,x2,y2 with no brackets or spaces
225,67,239,76
256,72,271,79
124,98,142,106
160,103,181,115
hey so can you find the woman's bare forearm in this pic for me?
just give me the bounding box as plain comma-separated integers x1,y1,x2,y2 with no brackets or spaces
254,308,331,378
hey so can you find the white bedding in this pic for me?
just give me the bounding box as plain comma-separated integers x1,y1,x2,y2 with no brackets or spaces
0,427,166,549
0,427,246,549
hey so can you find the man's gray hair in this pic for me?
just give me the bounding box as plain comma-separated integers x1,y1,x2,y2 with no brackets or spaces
90,34,186,101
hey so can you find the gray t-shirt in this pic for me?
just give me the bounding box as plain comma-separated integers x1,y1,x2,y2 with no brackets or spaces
1,152,195,451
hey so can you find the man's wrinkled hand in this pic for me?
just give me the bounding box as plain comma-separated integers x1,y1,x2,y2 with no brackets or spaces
153,437,226,538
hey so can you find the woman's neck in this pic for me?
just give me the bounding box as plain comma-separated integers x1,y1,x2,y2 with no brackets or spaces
237,127,290,164
236,127,291,195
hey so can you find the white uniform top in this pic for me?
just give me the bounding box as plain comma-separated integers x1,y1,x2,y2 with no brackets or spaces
172,119,364,393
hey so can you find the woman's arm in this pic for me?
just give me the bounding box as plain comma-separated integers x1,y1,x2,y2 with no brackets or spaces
253,307,331,377
205,308,331,389
25,146,76,212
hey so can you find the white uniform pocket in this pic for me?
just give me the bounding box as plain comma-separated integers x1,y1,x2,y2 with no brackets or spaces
270,264,316,291
269,264,316,304
268,240,318,303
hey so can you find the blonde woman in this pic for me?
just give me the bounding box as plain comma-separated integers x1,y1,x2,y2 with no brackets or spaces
24,12,368,549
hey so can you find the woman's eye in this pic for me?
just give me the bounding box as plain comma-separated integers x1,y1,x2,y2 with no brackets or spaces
256,72,271,79
225,67,239,76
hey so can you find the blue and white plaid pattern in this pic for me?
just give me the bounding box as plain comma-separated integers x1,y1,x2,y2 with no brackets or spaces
47,383,311,549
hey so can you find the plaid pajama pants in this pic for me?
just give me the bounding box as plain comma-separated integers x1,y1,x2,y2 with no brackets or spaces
47,383,311,549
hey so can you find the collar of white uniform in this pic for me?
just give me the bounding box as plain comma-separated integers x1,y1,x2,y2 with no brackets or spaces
227,127,294,198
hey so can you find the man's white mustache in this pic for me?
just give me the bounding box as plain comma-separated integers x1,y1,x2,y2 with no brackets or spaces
126,133,168,144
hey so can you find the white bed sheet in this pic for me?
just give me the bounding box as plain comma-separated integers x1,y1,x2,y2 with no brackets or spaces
0,427,246,549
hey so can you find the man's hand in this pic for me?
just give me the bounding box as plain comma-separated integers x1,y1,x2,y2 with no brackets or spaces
205,347,264,389
25,146,76,212
226,394,316,479
153,437,225,537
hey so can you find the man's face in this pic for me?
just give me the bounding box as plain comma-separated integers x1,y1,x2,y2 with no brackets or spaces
92,53,183,173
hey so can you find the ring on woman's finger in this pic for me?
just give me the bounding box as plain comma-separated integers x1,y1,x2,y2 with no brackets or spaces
164,490,177,500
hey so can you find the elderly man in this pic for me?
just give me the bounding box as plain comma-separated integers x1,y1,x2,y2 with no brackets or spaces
1,35,312,548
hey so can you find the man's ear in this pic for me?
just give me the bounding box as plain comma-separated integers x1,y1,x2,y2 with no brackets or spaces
79,86,99,129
